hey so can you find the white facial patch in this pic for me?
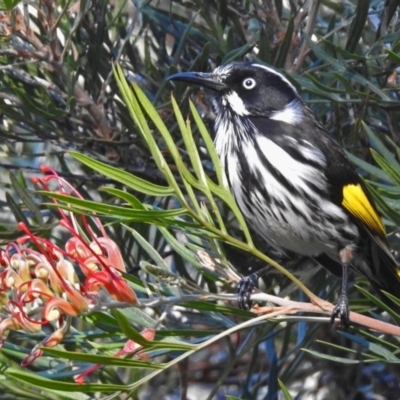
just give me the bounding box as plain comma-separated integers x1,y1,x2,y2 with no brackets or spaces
270,100,303,124
224,91,250,116
214,64,233,80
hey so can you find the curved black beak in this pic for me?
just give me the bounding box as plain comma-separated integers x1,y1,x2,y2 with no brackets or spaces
167,71,226,92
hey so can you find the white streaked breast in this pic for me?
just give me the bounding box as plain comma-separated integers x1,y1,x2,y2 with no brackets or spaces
252,136,327,193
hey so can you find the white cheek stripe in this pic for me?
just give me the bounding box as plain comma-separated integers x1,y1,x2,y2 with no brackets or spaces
270,100,303,124
224,91,250,116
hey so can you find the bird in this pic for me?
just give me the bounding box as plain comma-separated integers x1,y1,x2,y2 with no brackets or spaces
168,61,400,324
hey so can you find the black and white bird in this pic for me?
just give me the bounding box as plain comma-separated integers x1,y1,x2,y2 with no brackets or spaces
168,61,400,323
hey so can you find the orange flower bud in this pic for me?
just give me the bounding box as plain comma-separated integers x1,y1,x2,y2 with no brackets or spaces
0,317,20,340
43,297,80,321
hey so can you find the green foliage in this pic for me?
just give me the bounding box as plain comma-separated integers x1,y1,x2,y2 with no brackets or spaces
0,1,399,399
3,65,399,400
0,0,20,11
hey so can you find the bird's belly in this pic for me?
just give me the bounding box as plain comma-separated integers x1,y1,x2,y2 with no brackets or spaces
243,202,338,255
221,141,359,257
232,184,358,257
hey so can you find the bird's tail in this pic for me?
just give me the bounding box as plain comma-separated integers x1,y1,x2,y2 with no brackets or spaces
316,245,400,314
367,239,400,313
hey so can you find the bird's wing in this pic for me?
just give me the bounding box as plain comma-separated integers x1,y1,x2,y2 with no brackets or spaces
341,181,399,265
341,182,386,242
319,133,396,263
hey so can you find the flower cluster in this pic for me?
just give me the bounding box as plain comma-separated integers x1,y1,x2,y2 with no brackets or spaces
0,166,137,366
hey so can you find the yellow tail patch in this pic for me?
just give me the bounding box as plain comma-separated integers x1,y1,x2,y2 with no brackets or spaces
342,183,386,237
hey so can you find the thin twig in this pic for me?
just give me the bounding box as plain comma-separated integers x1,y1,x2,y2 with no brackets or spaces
290,0,321,73
90,291,400,337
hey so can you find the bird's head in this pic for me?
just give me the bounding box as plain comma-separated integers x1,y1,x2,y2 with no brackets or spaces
168,62,304,124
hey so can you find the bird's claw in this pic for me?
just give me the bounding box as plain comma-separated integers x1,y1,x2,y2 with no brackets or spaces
331,292,350,327
237,273,259,310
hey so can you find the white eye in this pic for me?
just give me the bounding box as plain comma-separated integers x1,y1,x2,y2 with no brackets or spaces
242,78,256,90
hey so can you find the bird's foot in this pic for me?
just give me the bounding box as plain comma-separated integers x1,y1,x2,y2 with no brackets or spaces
237,273,259,310
330,292,350,327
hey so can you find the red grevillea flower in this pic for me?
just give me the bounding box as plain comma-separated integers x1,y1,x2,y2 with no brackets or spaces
0,166,138,367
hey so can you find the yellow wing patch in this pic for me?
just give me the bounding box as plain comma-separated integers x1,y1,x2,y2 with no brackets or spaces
342,183,386,238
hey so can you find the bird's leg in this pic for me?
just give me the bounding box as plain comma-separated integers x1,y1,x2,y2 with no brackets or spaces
331,263,349,325
331,248,353,326
237,265,271,310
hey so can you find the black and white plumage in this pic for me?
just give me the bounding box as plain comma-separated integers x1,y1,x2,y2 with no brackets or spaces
168,61,400,323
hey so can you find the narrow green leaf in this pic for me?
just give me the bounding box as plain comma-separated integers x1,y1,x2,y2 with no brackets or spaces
301,349,361,364
182,301,252,318
171,96,205,187
359,329,400,351
257,27,271,63
0,0,21,11
44,204,181,227
380,291,400,308
370,149,400,186
357,285,400,321
16,169,28,189
181,177,203,217
69,151,173,196
278,379,293,400
5,369,127,392
362,122,400,169
129,79,186,200
101,187,145,209
43,193,187,219
42,348,163,368
221,42,255,64
274,15,294,68
112,311,195,351
334,44,368,61
191,42,211,71
158,226,203,268
122,225,169,270
0,381,57,400
304,35,345,70
385,48,400,64
346,0,370,53
5,192,29,225
10,172,44,225
306,73,347,94
189,101,225,186
171,96,227,232
346,151,390,181
384,136,400,162
332,72,361,93
305,36,391,100
365,182,400,225
112,306,159,328
153,96,203,216
111,310,154,346
369,181,400,198
114,66,186,204
338,331,399,361
289,75,343,101
368,30,400,55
